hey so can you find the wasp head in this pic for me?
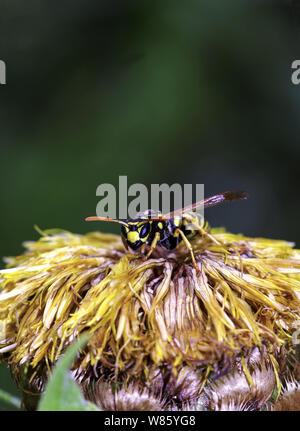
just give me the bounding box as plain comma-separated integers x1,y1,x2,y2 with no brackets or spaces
121,220,152,250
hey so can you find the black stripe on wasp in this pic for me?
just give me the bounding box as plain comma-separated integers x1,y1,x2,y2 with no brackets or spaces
85,190,247,272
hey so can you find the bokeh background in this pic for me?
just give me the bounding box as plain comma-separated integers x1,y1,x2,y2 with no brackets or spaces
1,0,300,409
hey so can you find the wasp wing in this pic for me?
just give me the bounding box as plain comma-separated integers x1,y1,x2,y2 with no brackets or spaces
163,190,248,218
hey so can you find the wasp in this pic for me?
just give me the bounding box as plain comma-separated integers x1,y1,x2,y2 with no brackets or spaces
85,190,247,272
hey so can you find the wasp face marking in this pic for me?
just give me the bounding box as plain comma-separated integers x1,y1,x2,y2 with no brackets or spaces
127,230,140,244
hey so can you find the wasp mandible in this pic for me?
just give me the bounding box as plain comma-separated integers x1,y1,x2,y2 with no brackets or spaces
85,190,247,272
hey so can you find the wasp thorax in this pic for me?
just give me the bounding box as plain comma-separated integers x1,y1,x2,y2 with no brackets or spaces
135,209,163,219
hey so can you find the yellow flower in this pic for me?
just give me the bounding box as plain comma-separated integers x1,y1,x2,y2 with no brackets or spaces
0,227,299,410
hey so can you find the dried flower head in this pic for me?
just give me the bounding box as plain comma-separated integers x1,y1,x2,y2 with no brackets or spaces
270,375,300,411
206,346,276,410
0,226,300,409
81,378,167,411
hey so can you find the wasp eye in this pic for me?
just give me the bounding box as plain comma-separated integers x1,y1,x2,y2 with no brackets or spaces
121,225,128,236
139,224,149,238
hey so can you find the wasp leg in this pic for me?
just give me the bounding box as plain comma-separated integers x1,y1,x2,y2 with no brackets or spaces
182,214,221,246
140,243,147,254
174,228,200,272
186,220,221,245
196,226,222,245
144,231,161,260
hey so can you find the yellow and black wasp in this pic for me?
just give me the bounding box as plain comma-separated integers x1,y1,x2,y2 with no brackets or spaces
86,190,247,271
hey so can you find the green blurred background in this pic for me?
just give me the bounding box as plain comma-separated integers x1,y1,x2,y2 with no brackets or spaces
1,0,300,409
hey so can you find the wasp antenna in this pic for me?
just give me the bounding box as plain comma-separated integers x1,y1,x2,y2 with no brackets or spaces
85,216,128,226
